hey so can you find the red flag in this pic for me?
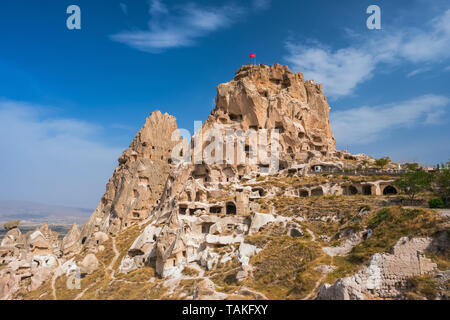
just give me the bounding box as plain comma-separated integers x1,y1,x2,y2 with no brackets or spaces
249,54,255,58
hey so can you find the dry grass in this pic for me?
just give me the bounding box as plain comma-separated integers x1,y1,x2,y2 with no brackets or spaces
22,221,160,300
207,257,241,294
113,224,144,271
117,266,155,281
326,207,444,283
17,279,53,300
243,237,323,299
405,275,440,300
182,266,200,277
87,278,166,300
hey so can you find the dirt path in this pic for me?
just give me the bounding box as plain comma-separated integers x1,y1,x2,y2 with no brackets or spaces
75,237,120,300
74,282,96,300
51,272,58,300
107,237,120,280
306,228,316,241
303,274,325,300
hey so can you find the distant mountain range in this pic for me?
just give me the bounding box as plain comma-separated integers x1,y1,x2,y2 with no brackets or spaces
0,200,92,225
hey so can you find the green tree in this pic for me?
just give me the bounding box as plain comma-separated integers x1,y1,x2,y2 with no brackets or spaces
395,170,433,201
405,163,420,171
375,157,390,169
434,160,450,205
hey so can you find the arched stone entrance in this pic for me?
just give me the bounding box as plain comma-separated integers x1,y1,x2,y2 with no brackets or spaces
344,185,358,195
363,185,372,195
383,185,397,195
299,189,309,197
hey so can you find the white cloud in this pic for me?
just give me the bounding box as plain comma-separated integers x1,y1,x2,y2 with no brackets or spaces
0,100,124,208
285,43,375,97
331,94,449,145
406,67,431,78
119,3,127,15
285,9,450,98
111,0,247,53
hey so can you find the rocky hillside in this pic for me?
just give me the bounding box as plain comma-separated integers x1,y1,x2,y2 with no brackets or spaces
1,64,448,300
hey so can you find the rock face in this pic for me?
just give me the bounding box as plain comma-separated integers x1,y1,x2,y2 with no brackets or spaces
80,110,181,246
317,237,438,300
211,63,336,163
79,254,99,275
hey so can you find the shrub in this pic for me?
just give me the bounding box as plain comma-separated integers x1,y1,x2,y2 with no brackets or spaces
394,170,433,200
368,208,389,227
375,157,390,169
428,198,445,209
434,160,450,205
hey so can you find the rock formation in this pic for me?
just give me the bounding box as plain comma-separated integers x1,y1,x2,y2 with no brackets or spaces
115,64,361,278
3,220,20,231
61,224,82,257
0,63,447,300
211,63,336,162
317,237,438,300
0,222,65,299
80,110,181,246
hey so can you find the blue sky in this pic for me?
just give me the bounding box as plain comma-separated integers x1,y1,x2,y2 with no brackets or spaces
0,0,449,208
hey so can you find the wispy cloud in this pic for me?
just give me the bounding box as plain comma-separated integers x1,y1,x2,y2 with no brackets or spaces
252,0,271,10
331,94,449,145
0,100,124,208
119,3,128,15
406,67,431,78
111,0,266,53
285,42,374,98
285,9,450,98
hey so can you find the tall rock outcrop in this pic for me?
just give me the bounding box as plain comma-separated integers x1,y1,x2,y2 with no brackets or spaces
61,224,81,257
80,110,181,246
207,63,336,163
117,64,341,277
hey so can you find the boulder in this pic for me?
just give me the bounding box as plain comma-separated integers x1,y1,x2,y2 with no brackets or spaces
193,278,227,300
249,213,275,234
93,231,109,244
3,220,20,231
238,242,260,265
79,254,99,275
